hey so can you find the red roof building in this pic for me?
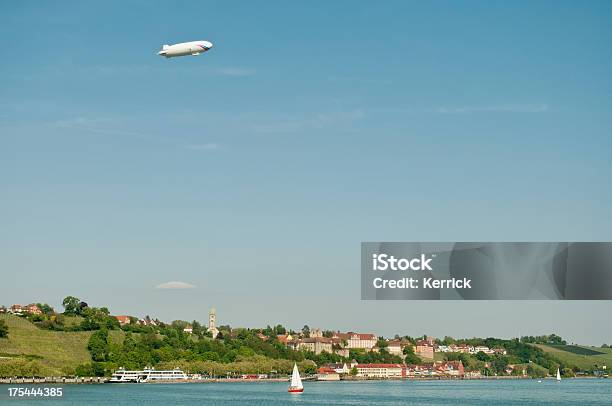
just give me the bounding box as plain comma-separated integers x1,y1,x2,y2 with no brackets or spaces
114,315,132,326
435,360,465,376
316,367,341,381
25,304,42,315
10,304,23,314
415,340,434,360
276,334,295,344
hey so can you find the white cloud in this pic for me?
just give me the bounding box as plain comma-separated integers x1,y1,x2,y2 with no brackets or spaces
155,281,196,290
437,103,549,114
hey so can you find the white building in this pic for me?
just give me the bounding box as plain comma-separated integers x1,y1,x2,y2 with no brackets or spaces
322,361,356,374
386,340,404,356
356,364,406,379
209,307,219,339
471,346,495,354
295,337,333,355
335,332,377,350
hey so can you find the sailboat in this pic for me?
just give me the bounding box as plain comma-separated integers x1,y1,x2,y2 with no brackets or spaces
556,368,561,382
288,363,304,393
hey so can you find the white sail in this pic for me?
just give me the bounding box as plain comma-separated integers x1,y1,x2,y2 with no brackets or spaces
290,363,303,389
556,368,561,381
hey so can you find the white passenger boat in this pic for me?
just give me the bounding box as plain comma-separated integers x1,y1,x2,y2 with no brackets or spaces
108,367,188,383
139,367,188,382
108,368,142,383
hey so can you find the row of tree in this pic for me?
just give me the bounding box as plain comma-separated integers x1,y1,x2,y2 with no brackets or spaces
519,334,567,345
0,320,8,338
75,325,315,376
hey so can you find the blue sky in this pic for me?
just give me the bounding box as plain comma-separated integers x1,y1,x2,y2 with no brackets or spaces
1,1,612,344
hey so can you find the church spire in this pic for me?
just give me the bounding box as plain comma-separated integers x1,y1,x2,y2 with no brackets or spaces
208,307,219,339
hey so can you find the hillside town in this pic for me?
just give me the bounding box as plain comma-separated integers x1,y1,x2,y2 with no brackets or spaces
105,309,511,379
1,301,605,381
263,329,510,380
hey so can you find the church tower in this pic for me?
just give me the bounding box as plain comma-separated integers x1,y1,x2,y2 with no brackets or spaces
208,307,219,339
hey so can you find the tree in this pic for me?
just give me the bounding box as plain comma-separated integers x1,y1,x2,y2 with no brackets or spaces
441,336,455,345
445,352,472,369
0,320,8,338
350,366,358,376
171,320,189,331
301,325,310,338
302,362,317,374
123,332,136,352
526,364,547,378
475,351,491,362
492,356,509,375
547,334,566,345
88,329,110,362
192,320,203,336
75,362,105,377
62,296,81,315
402,346,421,364
36,303,55,316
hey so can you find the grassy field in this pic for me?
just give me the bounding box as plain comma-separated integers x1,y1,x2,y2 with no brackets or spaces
0,314,123,376
61,315,85,328
433,352,445,362
535,344,612,370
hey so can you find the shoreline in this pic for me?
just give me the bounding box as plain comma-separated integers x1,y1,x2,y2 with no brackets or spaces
1,376,603,385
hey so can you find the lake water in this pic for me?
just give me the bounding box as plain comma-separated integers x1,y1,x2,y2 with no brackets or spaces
1,379,611,405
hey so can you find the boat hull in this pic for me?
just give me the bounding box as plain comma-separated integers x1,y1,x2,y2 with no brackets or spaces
288,387,304,393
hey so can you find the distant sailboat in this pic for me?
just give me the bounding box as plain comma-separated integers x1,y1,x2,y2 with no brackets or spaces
288,363,304,393
556,368,561,381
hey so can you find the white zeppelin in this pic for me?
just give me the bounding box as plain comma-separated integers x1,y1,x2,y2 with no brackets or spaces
158,40,213,58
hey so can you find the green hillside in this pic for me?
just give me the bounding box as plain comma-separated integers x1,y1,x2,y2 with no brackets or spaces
535,344,612,370
0,314,123,376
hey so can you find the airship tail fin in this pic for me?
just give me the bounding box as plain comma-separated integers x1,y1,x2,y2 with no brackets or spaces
162,44,170,50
